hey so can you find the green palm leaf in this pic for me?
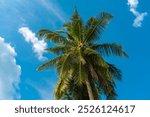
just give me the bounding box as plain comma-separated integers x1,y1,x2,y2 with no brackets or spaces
90,43,128,57
38,29,70,45
37,55,64,71
84,12,113,43
45,45,73,55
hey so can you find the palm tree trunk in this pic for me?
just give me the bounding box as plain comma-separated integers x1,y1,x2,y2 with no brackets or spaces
85,77,94,100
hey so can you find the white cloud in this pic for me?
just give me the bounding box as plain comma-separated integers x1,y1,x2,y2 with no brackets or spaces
127,0,147,27
0,37,21,99
128,0,138,9
18,27,47,61
133,12,147,27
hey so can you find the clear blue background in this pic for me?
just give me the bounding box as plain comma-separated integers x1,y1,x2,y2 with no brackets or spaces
0,0,150,99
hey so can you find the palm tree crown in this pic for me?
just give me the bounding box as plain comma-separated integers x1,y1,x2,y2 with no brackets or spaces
37,9,128,100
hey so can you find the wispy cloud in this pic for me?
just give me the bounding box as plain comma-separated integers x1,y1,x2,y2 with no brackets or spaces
38,0,66,22
0,37,21,99
0,0,67,32
18,27,47,61
127,0,147,27
27,78,55,100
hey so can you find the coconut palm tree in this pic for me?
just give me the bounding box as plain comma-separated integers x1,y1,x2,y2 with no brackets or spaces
37,9,128,100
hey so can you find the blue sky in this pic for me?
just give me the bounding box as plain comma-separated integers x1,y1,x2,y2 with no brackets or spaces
0,0,149,100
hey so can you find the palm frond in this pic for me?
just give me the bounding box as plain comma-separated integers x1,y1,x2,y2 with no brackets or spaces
54,53,75,99
97,75,117,100
55,30,76,41
91,43,128,57
105,80,117,100
70,7,80,21
64,8,85,42
84,48,108,68
45,45,73,55
38,29,70,45
84,12,113,43
62,80,90,100
107,63,122,80
54,78,67,99
38,29,53,37
36,55,64,71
